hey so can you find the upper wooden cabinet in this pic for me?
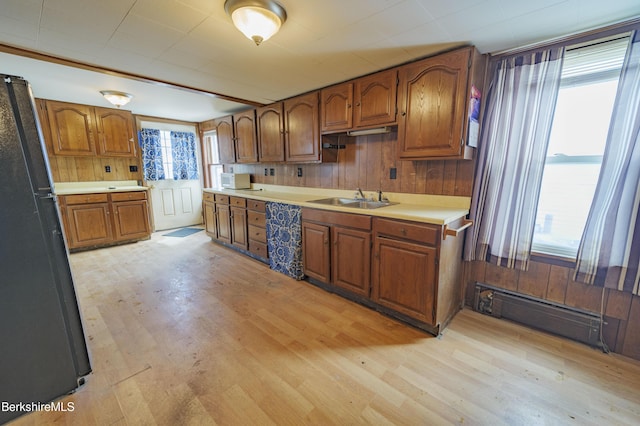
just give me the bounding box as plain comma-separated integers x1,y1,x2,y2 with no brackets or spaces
320,83,353,132
354,69,398,129
397,46,486,160
43,100,137,158
256,92,322,163
215,115,236,164
283,92,321,163
94,107,137,157
233,109,258,163
45,100,97,156
320,69,398,133
256,102,285,163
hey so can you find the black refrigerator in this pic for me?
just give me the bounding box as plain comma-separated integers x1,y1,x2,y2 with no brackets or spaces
0,75,91,424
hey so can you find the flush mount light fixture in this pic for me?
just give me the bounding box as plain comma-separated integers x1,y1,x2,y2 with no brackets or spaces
100,90,133,108
224,0,287,46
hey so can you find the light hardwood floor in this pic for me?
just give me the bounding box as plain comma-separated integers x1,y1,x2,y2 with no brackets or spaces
11,229,640,425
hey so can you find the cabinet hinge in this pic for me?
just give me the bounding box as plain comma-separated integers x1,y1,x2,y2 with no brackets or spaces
468,53,472,69
432,307,436,323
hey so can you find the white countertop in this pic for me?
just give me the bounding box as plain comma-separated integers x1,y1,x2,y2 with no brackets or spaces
205,184,470,226
54,180,149,195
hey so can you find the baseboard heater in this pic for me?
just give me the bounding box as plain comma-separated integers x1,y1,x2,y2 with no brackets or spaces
473,282,602,348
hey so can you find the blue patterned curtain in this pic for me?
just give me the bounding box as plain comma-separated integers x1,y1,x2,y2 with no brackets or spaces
138,128,164,181
266,202,304,280
170,131,199,180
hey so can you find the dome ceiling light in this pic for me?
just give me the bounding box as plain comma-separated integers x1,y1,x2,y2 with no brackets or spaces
224,0,287,46
100,90,133,108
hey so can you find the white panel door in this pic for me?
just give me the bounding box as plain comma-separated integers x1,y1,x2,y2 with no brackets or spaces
150,179,202,231
139,120,203,231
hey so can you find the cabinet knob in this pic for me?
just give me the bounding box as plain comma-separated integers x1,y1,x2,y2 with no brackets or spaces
355,102,361,107
324,239,329,245
401,111,406,116
400,228,407,235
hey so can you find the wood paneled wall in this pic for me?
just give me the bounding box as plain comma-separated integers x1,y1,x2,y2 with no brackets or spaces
463,260,640,361
48,156,142,182
229,130,476,197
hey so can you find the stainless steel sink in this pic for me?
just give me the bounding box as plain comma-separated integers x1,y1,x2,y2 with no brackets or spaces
308,197,397,209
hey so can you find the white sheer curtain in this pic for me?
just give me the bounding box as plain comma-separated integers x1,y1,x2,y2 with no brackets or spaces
464,48,565,269
575,30,640,296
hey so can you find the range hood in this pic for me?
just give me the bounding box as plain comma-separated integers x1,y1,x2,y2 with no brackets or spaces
346,126,391,136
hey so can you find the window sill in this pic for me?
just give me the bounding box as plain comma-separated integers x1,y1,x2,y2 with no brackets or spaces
530,251,576,268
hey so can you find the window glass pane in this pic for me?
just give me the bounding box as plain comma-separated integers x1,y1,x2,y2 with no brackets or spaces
203,130,222,187
532,37,628,258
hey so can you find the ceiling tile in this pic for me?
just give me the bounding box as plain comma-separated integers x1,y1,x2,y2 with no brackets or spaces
130,0,207,33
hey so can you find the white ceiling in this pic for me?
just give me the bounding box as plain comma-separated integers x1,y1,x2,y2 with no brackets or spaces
0,0,638,122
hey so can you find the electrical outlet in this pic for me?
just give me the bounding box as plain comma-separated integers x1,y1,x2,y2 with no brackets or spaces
264,168,268,176
297,167,303,177
269,168,275,176
390,167,397,179
129,165,138,172
105,165,111,173
229,166,234,173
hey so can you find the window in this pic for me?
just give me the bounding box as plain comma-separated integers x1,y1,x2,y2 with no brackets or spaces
158,130,175,179
203,130,223,188
532,36,630,258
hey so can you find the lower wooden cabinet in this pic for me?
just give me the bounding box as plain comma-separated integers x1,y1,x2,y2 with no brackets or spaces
203,192,467,334
301,208,371,297
230,196,248,250
111,192,151,241
247,199,268,261
203,192,217,238
59,191,150,250
371,217,465,332
372,227,438,324
204,192,268,262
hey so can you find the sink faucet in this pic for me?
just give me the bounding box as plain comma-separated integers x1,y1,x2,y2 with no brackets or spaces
355,187,366,199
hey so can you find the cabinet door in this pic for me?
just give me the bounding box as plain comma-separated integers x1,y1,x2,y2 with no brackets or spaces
216,116,236,163
204,201,217,238
354,69,398,128
215,203,232,244
372,236,437,324
284,92,320,163
233,110,258,163
302,221,331,283
397,47,471,159
65,203,113,248
320,83,353,132
94,107,137,157
46,100,97,156
332,226,371,297
112,200,150,241
230,206,248,249
256,103,285,162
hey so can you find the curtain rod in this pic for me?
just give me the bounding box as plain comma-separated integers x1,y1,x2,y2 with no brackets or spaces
491,17,640,58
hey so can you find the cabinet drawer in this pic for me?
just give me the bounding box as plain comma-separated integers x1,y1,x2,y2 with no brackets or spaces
215,194,230,204
248,199,266,212
249,240,268,258
302,208,371,231
63,193,109,205
247,210,266,228
373,218,439,246
230,196,247,207
111,191,147,202
203,192,215,202
248,224,267,242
